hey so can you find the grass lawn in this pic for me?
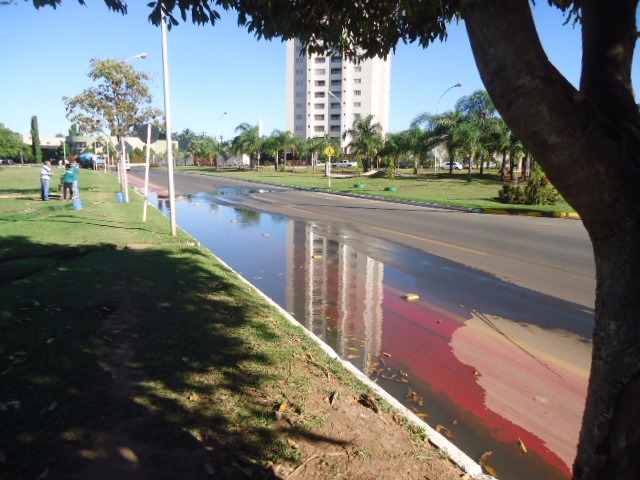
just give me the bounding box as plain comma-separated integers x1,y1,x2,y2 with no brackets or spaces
178,165,576,215
0,165,464,480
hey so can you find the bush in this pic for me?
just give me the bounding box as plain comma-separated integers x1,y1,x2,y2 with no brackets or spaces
498,182,526,204
498,165,559,205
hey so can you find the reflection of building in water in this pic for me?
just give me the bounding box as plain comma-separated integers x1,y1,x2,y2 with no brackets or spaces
286,221,384,371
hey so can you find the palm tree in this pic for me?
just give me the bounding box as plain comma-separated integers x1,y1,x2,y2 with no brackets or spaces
232,123,262,169
455,90,497,180
175,128,198,166
343,115,383,172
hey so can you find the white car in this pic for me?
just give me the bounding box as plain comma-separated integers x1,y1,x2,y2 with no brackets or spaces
443,161,463,170
332,160,358,168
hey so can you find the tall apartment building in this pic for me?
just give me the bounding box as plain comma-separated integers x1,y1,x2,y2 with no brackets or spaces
286,39,391,148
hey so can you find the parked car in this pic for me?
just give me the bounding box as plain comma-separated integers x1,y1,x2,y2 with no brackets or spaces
443,161,463,170
331,160,358,168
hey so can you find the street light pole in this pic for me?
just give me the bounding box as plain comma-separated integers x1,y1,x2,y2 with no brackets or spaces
161,11,177,236
218,111,227,168
327,91,344,154
434,82,462,173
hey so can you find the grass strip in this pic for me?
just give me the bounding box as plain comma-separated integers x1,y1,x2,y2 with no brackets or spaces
177,165,575,214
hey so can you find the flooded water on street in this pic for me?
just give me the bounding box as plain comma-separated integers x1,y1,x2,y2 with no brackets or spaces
154,189,580,480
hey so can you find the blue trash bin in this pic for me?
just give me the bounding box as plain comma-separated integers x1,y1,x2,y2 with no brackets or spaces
116,192,124,203
72,197,83,210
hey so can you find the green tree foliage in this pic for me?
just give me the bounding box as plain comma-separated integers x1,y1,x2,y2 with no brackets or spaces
30,115,42,163
0,123,24,160
63,58,162,142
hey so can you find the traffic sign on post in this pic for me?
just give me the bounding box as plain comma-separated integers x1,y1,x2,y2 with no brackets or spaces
325,146,336,157
138,124,160,144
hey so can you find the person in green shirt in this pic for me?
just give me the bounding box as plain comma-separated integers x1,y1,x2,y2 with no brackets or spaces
62,164,74,200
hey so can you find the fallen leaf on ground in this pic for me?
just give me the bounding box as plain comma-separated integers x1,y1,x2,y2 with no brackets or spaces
402,293,420,302
479,451,499,477
518,437,528,453
436,424,457,439
359,394,379,413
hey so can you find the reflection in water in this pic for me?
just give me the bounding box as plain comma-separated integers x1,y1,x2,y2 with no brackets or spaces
154,191,586,480
287,223,384,374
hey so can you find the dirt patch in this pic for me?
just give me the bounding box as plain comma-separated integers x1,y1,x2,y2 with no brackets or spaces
48,297,469,480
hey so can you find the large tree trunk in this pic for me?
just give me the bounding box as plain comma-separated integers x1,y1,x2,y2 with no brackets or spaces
462,0,640,478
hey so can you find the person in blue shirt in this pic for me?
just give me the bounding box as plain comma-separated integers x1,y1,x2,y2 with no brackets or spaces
62,164,75,200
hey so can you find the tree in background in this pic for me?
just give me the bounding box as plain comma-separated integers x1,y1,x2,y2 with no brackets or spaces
68,124,81,136
343,115,383,172
30,116,42,163
63,58,161,149
0,123,24,160
32,1,640,477
232,123,262,169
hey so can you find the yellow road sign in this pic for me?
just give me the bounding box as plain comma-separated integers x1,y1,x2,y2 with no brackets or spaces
325,146,336,157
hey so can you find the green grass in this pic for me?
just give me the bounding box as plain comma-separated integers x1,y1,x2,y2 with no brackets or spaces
0,165,376,478
178,165,576,214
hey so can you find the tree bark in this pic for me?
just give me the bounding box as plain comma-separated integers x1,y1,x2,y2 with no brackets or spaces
462,0,640,478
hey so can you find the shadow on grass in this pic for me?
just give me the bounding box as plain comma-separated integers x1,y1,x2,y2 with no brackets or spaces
0,235,340,479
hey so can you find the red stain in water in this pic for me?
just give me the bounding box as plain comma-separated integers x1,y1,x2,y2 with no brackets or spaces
380,292,574,478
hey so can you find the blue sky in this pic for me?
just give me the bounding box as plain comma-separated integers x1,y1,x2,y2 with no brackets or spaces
0,2,635,140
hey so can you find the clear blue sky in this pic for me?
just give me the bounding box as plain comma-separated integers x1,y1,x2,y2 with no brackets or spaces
0,2,636,140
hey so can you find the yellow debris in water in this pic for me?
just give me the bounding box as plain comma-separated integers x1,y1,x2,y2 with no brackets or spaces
402,293,420,302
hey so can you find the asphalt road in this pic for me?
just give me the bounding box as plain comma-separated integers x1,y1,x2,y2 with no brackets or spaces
130,167,595,473
133,168,595,310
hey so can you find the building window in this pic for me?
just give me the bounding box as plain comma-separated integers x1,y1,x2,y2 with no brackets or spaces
295,80,303,86
295,103,304,108
295,69,304,75
314,57,326,63
314,92,325,98
354,90,362,96
295,114,303,120
314,80,325,87
330,102,341,109
330,114,341,121
354,113,362,120
353,101,361,107
330,125,341,132
330,68,341,75
314,114,325,121
331,56,341,63
330,91,342,98
354,78,362,84
354,66,362,72
295,125,303,131
314,68,326,75
331,79,342,86
314,103,325,110
295,92,304,97
314,126,325,132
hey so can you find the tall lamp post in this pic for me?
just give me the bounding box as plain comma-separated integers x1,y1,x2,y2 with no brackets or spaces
434,82,462,173
161,12,177,236
218,111,227,168
327,91,344,154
